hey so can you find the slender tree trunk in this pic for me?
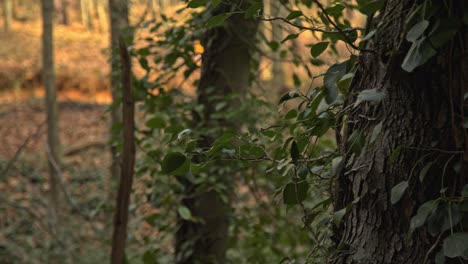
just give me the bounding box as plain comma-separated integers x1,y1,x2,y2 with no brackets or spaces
331,1,467,263
41,0,64,261
174,2,260,263
270,0,284,93
60,0,69,25
108,0,129,200
80,0,93,30
96,0,107,33
3,0,12,32
110,39,135,264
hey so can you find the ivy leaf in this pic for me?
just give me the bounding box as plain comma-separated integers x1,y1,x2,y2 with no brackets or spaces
178,206,192,220
207,13,231,27
310,42,329,58
355,88,385,107
409,200,438,233
337,72,354,93
291,141,300,165
325,4,345,16
187,0,207,8
146,116,166,129
348,130,365,156
443,233,468,258
324,60,348,103
281,33,299,44
370,121,383,144
428,18,459,49
286,10,303,20
419,162,433,182
279,91,299,104
331,156,344,177
283,181,309,205
162,152,187,174
391,181,408,204
358,0,384,15
406,20,429,43
401,37,436,72
390,146,402,163
333,207,347,225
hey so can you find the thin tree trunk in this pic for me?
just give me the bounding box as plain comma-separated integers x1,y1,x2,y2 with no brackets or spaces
80,0,93,30
174,2,260,263
331,1,467,263
96,0,107,33
108,0,129,200
60,0,69,25
110,38,135,264
41,0,63,261
3,0,12,32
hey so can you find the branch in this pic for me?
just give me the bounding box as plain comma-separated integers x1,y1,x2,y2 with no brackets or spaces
259,16,364,34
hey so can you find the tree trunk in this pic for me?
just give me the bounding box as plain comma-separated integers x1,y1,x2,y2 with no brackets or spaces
3,0,12,32
108,0,129,200
174,2,260,263
41,0,64,261
80,0,93,30
331,1,467,263
96,0,107,33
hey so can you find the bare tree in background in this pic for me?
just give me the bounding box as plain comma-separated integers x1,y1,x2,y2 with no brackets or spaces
80,0,93,30
96,0,107,32
108,0,129,199
3,0,12,32
41,0,64,261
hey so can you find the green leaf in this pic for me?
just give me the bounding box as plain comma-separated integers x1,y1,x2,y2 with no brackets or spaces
324,60,348,103
286,10,303,20
370,121,383,144
401,37,436,72
279,91,299,104
391,181,408,204
293,73,301,87
355,88,385,107
331,156,344,177
161,152,187,174
207,13,231,27
178,206,192,220
410,200,438,232
337,72,354,93
245,1,262,18
310,42,329,58
142,250,157,264
333,207,347,225
281,33,299,44
284,109,298,120
283,181,309,205
443,233,468,258
146,116,166,129
358,0,384,15
390,146,402,163
406,20,429,42
435,250,445,264
348,130,365,156
325,4,345,16
291,141,300,165
187,0,207,8
419,162,433,182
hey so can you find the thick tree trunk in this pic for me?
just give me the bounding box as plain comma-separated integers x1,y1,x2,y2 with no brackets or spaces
331,1,467,263
108,0,129,200
174,2,260,263
3,0,12,32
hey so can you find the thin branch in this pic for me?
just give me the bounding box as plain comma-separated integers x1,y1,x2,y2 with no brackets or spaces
259,16,364,34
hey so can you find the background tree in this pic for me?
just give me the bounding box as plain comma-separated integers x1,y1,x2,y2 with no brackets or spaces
108,0,129,199
174,1,261,263
41,0,64,261
3,0,12,32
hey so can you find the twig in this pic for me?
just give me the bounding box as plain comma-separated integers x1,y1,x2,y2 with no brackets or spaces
1,121,46,176
259,16,364,34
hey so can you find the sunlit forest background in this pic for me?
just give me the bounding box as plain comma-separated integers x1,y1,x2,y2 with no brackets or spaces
2,0,466,263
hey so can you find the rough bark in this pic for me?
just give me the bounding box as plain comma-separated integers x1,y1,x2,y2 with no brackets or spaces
331,1,467,263
174,2,260,263
3,0,12,32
